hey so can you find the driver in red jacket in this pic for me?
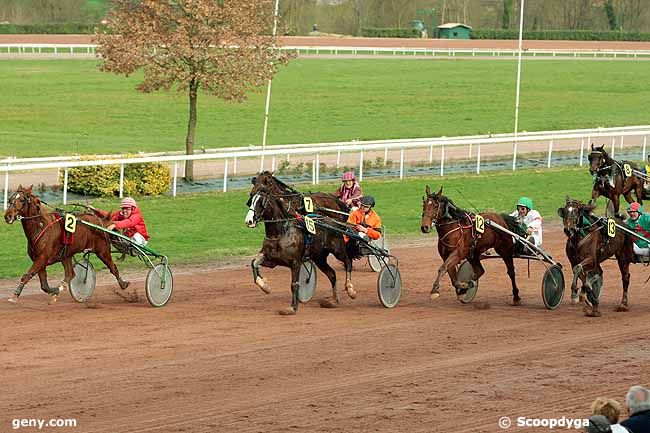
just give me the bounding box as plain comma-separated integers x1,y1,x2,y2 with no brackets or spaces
92,197,150,246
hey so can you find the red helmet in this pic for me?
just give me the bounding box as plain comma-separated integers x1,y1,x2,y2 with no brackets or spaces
341,171,355,181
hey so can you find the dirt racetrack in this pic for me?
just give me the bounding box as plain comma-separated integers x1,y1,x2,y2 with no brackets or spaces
2,226,650,433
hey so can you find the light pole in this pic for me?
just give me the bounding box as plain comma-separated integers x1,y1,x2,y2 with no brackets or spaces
512,0,525,171
261,0,280,172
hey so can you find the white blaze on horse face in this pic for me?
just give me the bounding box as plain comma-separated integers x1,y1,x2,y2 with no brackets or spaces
245,194,261,227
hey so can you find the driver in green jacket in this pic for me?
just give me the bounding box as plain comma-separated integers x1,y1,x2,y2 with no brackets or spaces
626,202,650,257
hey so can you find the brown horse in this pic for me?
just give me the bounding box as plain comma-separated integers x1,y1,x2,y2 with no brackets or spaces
588,144,644,216
420,186,523,305
245,187,359,315
250,171,349,222
557,197,634,317
4,185,129,304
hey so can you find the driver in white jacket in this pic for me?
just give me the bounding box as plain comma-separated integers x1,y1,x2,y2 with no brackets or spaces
509,196,543,247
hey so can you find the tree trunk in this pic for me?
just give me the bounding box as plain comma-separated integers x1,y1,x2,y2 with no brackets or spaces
185,78,198,181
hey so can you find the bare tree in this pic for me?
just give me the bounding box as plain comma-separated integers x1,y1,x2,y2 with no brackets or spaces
94,0,291,181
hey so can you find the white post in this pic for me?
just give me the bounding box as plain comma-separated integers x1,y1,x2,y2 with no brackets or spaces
233,156,238,174
3,169,8,210
316,153,320,185
359,150,364,182
399,147,404,179
63,168,69,205
512,0,525,171
440,143,445,176
223,159,228,192
259,155,264,172
260,0,281,171
312,159,316,185
611,137,616,158
579,138,584,166
119,164,124,198
429,144,433,163
620,135,624,150
336,150,341,168
476,143,481,174
547,140,553,168
643,136,648,161
468,143,472,158
384,146,388,165
172,162,178,197
271,156,276,172
286,154,290,163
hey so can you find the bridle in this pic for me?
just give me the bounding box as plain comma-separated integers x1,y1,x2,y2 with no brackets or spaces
6,191,41,221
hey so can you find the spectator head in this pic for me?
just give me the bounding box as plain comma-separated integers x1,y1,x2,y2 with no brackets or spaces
591,397,621,424
625,385,650,415
584,415,612,433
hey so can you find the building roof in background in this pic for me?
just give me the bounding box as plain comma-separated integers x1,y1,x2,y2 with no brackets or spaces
438,23,473,29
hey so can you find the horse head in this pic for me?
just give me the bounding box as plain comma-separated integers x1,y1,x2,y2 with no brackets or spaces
4,185,40,224
245,188,285,228
588,144,608,175
421,185,447,233
558,196,589,237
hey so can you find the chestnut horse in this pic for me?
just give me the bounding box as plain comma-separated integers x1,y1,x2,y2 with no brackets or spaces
588,144,644,216
245,187,359,315
420,186,523,305
557,197,634,317
4,186,129,304
250,171,349,222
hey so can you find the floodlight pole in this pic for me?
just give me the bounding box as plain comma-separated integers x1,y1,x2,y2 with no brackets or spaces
261,0,280,172
512,0,525,171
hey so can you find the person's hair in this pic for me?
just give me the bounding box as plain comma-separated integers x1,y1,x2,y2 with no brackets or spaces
626,385,650,415
591,397,621,423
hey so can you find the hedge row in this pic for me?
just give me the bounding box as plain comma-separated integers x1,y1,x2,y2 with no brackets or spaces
0,23,101,34
361,27,420,38
471,29,650,41
65,157,171,198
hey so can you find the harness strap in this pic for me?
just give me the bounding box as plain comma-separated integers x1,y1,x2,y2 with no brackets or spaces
32,216,63,247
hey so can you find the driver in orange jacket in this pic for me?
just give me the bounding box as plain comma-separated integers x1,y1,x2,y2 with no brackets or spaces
346,195,382,241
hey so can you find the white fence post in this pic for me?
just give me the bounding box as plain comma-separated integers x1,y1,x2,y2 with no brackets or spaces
359,150,364,182
644,136,648,161
611,137,616,158
468,143,472,158
312,159,316,185
271,156,276,172
3,169,8,210
233,156,238,175
384,147,388,166
259,155,264,173
399,147,404,179
223,159,228,192
620,135,624,150
172,162,178,197
336,150,341,168
440,143,445,176
476,143,481,174
579,138,584,166
316,153,320,185
119,164,124,198
63,168,69,205
547,140,553,168
428,144,433,163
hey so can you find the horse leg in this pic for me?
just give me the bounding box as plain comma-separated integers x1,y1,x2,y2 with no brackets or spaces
95,248,129,290
9,256,49,303
251,252,272,294
58,257,75,295
37,270,52,294
501,255,520,306
312,254,339,308
616,255,631,312
344,256,356,300
431,250,463,301
574,257,600,317
623,189,635,206
455,257,484,301
278,262,301,316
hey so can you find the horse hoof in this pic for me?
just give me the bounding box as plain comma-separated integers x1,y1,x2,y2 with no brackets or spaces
120,281,130,290
319,297,338,308
512,299,522,306
430,292,440,301
570,296,579,305
7,294,18,303
255,277,271,294
278,307,296,316
586,310,602,317
345,282,357,299
48,293,58,305
616,305,629,312
58,281,68,293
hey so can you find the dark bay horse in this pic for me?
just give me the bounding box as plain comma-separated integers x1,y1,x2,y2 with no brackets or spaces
250,171,349,222
4,186,129,304
245,188,359,315
588,144,644,216
420,186,523,305
558,197,634,317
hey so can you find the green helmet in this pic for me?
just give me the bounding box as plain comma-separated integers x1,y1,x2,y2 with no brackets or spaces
516,197,533,210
